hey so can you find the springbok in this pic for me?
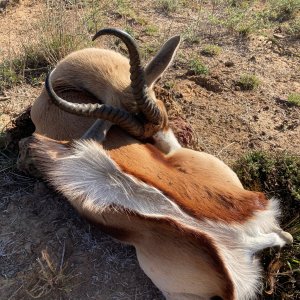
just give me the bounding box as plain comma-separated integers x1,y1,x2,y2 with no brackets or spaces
21,29,293,300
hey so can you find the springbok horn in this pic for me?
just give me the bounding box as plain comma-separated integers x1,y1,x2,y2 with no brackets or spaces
45,70,144,137
92,28,163,125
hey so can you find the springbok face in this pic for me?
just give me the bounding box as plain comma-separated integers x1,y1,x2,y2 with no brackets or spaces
23,29,293,300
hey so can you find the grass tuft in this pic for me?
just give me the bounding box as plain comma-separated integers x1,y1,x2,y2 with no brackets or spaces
267,0,300,22
287,93,300,106
236,74,260,90
26,249,76,298
144,24,160,36
156,0,181,14
189,58,209,75
201,44,222,57
234,151,300,201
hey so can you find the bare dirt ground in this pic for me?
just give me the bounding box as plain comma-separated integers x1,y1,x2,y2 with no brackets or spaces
0,1,299,299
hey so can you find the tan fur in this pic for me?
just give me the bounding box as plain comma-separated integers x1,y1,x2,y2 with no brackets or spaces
31,48,136,140
104,128,268,223
91,212,235,300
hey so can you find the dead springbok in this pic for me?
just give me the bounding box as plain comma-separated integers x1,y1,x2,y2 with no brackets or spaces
22,29,292,300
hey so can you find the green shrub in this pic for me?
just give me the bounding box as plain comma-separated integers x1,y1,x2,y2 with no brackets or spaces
115,0,137,19
234,151,300,201
201,44,222,57
183,23,201,44
144,24,159,36
287,93,300,106
267,0,300,22
236,74,260,90
218,4,265,36
0,62,21,92
285,18,300,37
0,2,92,92
156,0,180,14
189,58,209,75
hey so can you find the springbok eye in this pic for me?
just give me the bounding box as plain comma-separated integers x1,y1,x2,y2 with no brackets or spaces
210,296,223,300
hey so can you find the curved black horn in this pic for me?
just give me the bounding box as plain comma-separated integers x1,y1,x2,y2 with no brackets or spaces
92,28,163,125
45,69,144,137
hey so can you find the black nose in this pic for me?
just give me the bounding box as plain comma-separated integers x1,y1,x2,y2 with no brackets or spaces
210,297,223,300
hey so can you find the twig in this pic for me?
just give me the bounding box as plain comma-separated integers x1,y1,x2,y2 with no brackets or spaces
24,67,49,72
0,232,16,236
0,151,11,159
0,96,11,101
283,214,300,230
59,241,66,272
0,166,14,173
217,142,236,157
271,269,300,276
8,284,23,300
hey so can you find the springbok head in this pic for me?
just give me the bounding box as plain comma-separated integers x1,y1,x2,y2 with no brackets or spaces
23,29,293,300
30,28,181,151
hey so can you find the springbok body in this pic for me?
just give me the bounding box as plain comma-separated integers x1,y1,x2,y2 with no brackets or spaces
22,29,292,300
30,129,292,300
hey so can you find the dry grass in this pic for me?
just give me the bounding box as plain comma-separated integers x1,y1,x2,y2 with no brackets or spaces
0,1,94,91
25,248,76,298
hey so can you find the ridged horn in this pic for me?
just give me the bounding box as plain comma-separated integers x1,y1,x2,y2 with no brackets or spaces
92,28,163,125
45,69,144,137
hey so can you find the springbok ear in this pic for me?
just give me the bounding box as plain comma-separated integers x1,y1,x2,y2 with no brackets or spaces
145,35,181,88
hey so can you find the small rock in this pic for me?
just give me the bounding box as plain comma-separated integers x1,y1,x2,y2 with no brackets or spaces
0,0,9,9
225,61,234,67
249,142,255,149
273,33,285,39
24,242,32,254
189,76,223,93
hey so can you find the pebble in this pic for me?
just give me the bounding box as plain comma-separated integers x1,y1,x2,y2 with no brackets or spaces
24,242,32,254
224,61,234,67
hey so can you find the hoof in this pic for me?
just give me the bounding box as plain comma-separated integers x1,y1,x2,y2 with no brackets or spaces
279,230,293,244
